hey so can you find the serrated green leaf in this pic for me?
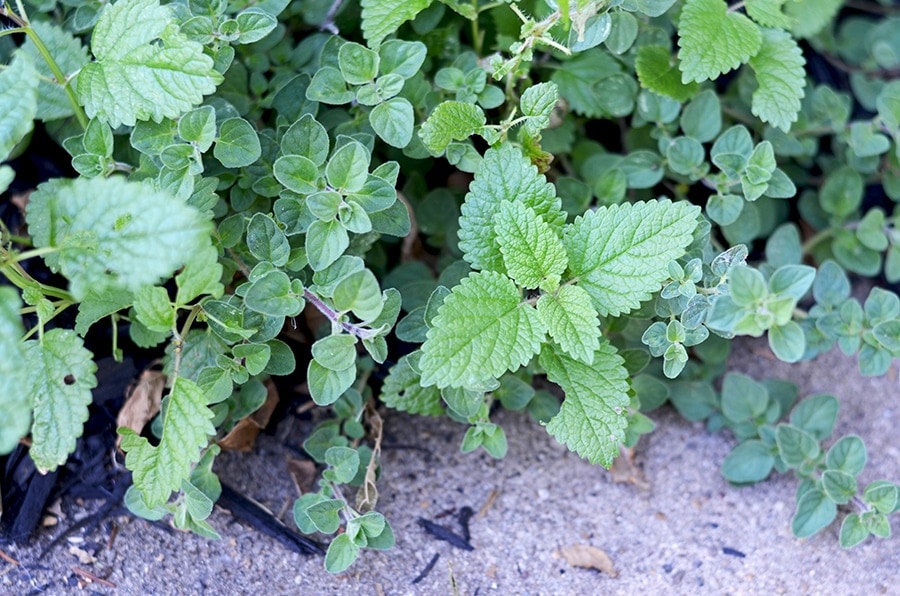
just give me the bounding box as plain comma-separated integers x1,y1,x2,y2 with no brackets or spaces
537,285,601,365
419,271,545,390
21,21,89,121
0,290,27,454
635,45,699,102
564,200,700,316
134,286,176,332
214,118,261,168
541,341,629,468
745,0,791,28
419,101,486,154
360,0,432,47
459,144,565,274
370,97,414,148
520,82,559,136
176,243,223,306
748,29,805,133
0,51,37,161
380,354,444,415
120,377,214,508
494,201,567,290
26,176,208,300
677,0,762,84
74,288,134,335
78,0,223,128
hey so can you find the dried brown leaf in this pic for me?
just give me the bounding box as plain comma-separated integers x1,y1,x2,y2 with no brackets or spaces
218,379,279,451
560,544,617,577
356,403,383,512
287,459,318,495
610,446,650,491
115,367,165,451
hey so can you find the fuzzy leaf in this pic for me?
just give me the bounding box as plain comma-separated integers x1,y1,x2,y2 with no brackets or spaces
520,82,559,136
120,377,215,508
21,21,90,121
0,289,29,454
459,144,565,274
24,329,98,472
26,177,208,300
537,285,601,365
563,200,700,316
360,0,432,47
677,0,762,83
0,52,37,161
419,101,486,154
494,200,568,290
78,0,223,128
419,271,545,390
748,28,805,133
785,0,843,38
541,342,629,468
745,0,791,28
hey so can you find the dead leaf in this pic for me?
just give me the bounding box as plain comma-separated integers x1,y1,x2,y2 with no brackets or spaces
355,403,383,512
610,446,650,490
560,544,617,577
287,459,318,495
218,379,279,451
478,488,501,518
68,546,96,565
116,366,166,451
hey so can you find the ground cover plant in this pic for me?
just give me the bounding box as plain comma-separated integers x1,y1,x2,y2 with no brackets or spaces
1,0,899,573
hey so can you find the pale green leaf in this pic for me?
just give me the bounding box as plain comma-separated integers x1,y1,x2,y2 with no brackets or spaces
134,285,176,332
537,285,601,365
745,0,791,28
74,288,134,335
0,52,37,161
564,200,700,316
459,144,565,274
78,0,223,128
120,377,215,508
360,0,432,47
550,50,626,118
419,101,486,154
21,21,89,121
520,82,559,136
494,200,567,290
677,0,762,83
541,341,629,468
25,329,98,472
748,29,806,133
0,288,29,454
419,271,546,390
26,176,209,300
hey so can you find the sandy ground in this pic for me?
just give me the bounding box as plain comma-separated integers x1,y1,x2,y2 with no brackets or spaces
2,334,899,595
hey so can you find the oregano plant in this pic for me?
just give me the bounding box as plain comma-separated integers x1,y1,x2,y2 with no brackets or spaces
1,0,899,573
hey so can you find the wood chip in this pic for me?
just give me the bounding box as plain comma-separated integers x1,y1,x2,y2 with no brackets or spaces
560,544,618,577
115,367,166,451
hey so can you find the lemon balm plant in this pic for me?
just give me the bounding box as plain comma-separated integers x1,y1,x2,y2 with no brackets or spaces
1,0,899,572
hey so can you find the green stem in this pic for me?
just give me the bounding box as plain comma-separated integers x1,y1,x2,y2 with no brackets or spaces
0,258,73,301
171,304,203,383
13,246,59,261
23,25,88,130
470,0,483,56
801,228,836,256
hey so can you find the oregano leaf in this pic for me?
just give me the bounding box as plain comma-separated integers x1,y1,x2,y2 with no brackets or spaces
419,271,546,390
78,0,223,128
747,28,806,133
24,329,98,472
563,200,700,316
360,0,432,47
537,285,601,365
458,144,565,274
119,377,215,508
494,200,568,291
677,0,762,84
541,341,629,468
